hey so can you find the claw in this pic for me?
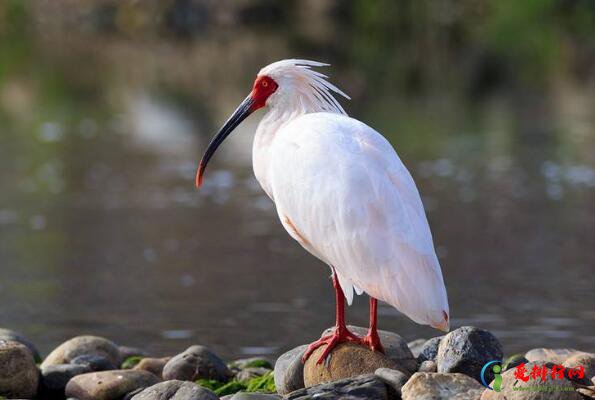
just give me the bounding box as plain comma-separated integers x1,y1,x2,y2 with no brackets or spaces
302,326,379,364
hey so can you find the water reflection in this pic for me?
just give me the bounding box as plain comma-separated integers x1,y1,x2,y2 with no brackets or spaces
0,1,594,360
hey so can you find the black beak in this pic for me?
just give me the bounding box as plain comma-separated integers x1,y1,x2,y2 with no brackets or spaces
195,95,255,188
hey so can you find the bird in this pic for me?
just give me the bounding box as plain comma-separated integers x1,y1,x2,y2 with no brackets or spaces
195,59,450,364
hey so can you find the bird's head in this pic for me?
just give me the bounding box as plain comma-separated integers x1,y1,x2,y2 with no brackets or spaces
195,59,349,188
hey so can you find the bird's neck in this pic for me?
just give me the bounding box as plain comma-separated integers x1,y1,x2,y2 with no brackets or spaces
252,107,305,199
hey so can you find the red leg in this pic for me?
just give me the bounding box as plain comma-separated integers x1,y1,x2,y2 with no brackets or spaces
361,297,385,353
301,269,364,364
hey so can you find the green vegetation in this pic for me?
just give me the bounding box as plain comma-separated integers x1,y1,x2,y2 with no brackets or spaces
121,356,144,369
242,359,273,369
196,372,276,396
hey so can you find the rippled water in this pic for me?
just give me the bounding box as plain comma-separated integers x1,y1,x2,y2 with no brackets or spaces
0,2,594,360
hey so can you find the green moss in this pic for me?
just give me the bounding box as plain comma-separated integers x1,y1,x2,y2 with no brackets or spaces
245,372,276,393
121,355,144,369
195,379,223,391
242,359,272,369
214,381,247,396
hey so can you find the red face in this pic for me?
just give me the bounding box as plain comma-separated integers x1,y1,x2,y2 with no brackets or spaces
250,75,278,111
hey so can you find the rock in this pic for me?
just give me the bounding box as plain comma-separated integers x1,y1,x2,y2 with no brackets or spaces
41,336,122,369
71,354,116,371
65,370,160,400
418,360,438,373
162,345,232,381
236,367,272,381
436,326,503,382
0,328,41,362
228,357,273,371
407,339,427,358
577,386,595,399
134,357,171,379
562,352,595,385
130,380,218,400
323,325,418,373
41,364,91,398
0,340,40,399
273,345,306,396
402,372,484,400
285,373,388,400
303,342,399,387
119,346,150,360
525,348,581,364
480,362,581,400
417,336,443,363
375,367,409,397
229,394,281,400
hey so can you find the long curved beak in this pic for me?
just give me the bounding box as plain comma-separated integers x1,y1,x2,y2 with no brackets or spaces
195,95,255,188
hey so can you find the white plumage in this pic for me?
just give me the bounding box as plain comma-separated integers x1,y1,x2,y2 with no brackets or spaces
252,60,449,331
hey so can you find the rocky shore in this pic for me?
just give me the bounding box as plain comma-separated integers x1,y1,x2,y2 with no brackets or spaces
0,326,593,400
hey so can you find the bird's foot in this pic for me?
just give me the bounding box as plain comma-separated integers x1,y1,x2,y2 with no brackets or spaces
301,325,364,365
361,328,385,354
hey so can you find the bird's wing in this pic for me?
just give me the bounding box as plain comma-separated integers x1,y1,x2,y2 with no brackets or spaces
269,112,449,330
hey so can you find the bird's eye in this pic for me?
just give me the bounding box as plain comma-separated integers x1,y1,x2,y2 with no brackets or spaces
262,80,268,87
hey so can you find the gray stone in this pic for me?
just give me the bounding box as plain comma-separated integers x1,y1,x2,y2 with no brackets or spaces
162,345,232,381
417,337,443,363
418,360,437,373
0,340,40,399
0,328,41,362
436,326,503,382
273,345,306,395
407,339,427,358
402,372,484,400
65,370,160,400
41,336,122,369
71,354,116,371
41,364,91,398
480,362,581,400
230,394,281,400
323,326,417,373
130,380,218,400
375,367,409,397
236,367,272,381
133,357,171,379
285,373,388,400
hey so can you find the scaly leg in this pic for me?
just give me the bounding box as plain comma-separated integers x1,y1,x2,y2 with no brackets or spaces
301,269,364,364
361,297,385,353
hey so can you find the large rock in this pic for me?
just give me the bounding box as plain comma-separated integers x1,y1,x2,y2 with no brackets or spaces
130,380,218,400
402,372,484,400
322,326,417,373
303,342,399,387
436,326,503,382
286,373,389,400
417,336,443,363
134,357,171,379
0,340,40,399
162,345,232,381
480,362,581,400
273,345,306,395
418,360,438,373
41,336,122,368
41,364,91,398
65,370,160,400
0,328,41,362
562,352,595,385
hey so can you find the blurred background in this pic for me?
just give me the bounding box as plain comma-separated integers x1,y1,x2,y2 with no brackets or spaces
0,0,594,360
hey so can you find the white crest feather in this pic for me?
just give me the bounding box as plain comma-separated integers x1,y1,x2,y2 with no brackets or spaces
258,59,350,115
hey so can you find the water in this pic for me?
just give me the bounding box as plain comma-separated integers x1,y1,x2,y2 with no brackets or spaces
0,2,594,361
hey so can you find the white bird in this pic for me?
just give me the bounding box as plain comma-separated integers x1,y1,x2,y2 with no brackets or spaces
196,59,449,364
